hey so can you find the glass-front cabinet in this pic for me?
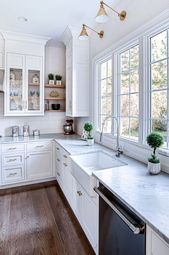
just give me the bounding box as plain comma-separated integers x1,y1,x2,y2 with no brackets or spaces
28,70,40,111
5,53,43,116
9,68,23,111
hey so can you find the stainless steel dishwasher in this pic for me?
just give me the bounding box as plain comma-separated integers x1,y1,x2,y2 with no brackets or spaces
94,183,146,255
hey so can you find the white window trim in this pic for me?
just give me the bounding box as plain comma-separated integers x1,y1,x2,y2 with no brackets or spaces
92,10,169,174
114,41,140,143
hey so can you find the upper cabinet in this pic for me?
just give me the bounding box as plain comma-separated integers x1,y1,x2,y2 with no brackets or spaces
0,32,5,91
2,32,49,116
62,26,89,117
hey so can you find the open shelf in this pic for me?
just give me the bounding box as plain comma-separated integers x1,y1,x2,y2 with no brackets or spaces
45,109,65,112
45,84,65,88
29,83,40,86
44,98,65,101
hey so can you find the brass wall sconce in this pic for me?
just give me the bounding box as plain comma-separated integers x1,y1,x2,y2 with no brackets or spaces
79,24,104,40
95,1,127,23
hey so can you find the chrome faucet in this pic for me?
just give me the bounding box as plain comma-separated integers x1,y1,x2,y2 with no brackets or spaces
100,116,123,157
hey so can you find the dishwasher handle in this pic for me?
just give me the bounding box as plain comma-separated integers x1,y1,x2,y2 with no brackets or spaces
94,187,145,235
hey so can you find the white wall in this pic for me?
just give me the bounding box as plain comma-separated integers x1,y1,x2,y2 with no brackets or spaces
0,43,66,136
91,0,169,58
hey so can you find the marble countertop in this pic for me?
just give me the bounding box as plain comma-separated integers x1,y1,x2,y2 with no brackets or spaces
0,133,74,143
93,161,169,244
1,133,169,244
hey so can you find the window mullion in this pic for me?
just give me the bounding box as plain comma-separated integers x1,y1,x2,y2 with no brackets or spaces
167,29,169,148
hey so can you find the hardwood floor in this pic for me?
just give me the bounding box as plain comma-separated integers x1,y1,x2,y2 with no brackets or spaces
0,182,95,255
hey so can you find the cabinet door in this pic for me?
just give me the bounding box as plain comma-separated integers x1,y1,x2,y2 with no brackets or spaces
0,52,4,69
82,191,97,249
55,147,63,186
146,225,169,255
66,66,73,116
5,53,25,115
27,151,53,180
25,56,43,114
62,160,73,205
72,178,83,222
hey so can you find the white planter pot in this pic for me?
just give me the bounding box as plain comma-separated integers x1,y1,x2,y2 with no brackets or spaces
87,138,94,146
49,80,54,85
56,80,62,85
148,161,161,175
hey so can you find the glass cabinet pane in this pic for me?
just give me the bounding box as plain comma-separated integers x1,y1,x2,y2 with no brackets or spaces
9,68,23,111
28,70,40,111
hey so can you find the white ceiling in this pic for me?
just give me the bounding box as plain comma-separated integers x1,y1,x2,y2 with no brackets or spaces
0,0,119,41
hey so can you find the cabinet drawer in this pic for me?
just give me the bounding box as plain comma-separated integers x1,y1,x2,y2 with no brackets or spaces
27,141,52,152
2,143,25,153
2,153,24,166
2,166,24,183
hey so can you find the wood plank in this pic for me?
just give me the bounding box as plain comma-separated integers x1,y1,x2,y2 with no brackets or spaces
0,182,95,255
45,84,65,88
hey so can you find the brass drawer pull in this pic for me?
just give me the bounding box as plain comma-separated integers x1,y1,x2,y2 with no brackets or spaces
63,155,68,158
56,147,60,150
63,163,68,167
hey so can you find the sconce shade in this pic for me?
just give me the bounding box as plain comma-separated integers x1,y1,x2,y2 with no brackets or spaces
95,2,109,23
79,24,89,40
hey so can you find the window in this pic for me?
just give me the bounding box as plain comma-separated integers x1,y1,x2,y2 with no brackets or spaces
118,45,140,141
96,19,169,152
149,30,169,147
98,59,112,133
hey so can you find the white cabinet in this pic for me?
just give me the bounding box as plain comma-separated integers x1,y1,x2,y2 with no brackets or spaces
1,143,25,185
55,141,97,251
55,144,64,187
72,177,97,250
0,140,54,187
2,31,48,116
0,32,4,69
55,143,73,205
2,165,25,183
26,141,53,180
5,53,44,116
146,225,169,255
62,26,89,117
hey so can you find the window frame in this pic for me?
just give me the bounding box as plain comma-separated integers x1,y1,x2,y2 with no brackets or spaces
116,42,140,143
147,27,169,148
93,16,169,154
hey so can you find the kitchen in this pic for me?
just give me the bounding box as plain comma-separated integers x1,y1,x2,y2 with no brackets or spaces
0,0,169,255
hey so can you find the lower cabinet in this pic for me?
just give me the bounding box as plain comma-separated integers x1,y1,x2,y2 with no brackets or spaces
72,176,97,250
27,150,53,180
55,142,97,252
146,225,169,255
2,165,25,184
1,143,25,185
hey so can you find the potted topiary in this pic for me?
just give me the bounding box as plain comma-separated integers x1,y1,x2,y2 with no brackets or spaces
146,132,164,175
55,75,62,85
84,122,94,146
48,73,54,85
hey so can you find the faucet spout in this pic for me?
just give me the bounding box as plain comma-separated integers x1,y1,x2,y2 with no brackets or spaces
100,116,123,157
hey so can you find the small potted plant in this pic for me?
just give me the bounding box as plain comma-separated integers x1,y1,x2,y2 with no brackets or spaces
55,75,62,85
146,132,164,175
84,122,94,146
48,73,54,85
